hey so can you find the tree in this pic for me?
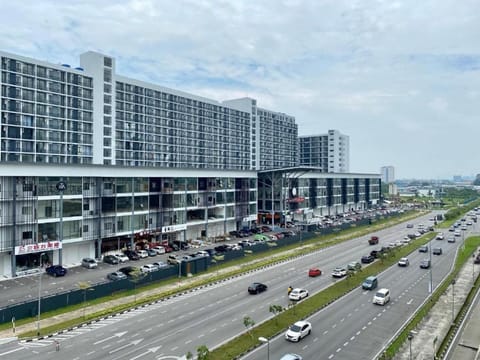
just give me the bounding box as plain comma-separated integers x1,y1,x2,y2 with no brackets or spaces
243,316,255,340
197,345,210,360
269,304,284,324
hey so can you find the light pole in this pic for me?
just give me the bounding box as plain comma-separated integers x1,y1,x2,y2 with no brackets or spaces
56,180,66,266
451,278,456,324
37,252,45,336
408,331,414,360
429,242,433,293
258,336,270,360
473,254,476,285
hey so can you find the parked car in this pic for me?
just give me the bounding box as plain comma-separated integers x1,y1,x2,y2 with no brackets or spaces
103,255,119,265
146,249,157,257
153,246,166,255
123,250,140,260
331,267,347,278
118,266,140,277
107,271,127,281
81,257,98,269
285,320,312,342
420,259,431,269
141,264,158,273
308,267,322,277
46,265,67,277
398,257,409,267
433,247,443,255
361,255,375,264
152,261,169,269
248,282,268,294
113,253,129,263
167,254,181,265
288,288,309,301
137,250,149,259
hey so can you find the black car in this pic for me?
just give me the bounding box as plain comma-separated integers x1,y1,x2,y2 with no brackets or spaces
124,250,140,260
118,266,140,277
103,255,119,265
370,250,380,258
248,282,268,294
361,255,375,264
46,265,67,277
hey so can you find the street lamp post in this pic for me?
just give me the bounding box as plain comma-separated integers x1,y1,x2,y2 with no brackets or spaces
56,180,67,266
429,242,433,293
451,279,456,324
408,331,414,360
37,252,45,336
258,336,270,360
473,254,476,285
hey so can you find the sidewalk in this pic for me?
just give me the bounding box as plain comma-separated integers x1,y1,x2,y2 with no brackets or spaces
394,252,479,360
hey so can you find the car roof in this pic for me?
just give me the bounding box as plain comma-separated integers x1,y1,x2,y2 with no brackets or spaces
293,320,309,326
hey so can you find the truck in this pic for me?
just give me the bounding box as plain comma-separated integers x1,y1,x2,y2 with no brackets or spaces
368,236,379,245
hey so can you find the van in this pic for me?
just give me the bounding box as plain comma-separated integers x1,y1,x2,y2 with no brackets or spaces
362,276,378,290
373,288,390,305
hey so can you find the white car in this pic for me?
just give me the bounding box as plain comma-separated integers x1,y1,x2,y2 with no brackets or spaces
140,264,158,273
288,288,309,301
153,246,166,254
331,267,347,278
137,250,149,258
398,257,410,267
436,233,444,240
285,320,312,342
113,253,129,263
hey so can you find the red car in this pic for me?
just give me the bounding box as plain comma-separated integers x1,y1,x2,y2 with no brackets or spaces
308,268,322,277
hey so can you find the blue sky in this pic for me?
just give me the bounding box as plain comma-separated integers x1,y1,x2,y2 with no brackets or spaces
0,0,479,179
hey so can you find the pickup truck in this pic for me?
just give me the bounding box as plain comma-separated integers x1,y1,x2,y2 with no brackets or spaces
368,236,379,245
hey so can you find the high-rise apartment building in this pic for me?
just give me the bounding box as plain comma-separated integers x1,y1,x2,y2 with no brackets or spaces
299,130,349,172
381,166,395,184
0,50,379,278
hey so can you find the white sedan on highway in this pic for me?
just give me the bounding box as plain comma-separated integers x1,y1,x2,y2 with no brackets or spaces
288,288,309,301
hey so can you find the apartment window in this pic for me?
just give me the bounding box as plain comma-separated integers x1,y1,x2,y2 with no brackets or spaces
104,127,111,136
22,206,32,215
104,57,112,67
104,83,112,93
104,137,111,146
104,68,112,82
22,231,33,240
83,224,89,233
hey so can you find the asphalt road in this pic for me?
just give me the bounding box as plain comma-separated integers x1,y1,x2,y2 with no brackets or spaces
1,211,462,360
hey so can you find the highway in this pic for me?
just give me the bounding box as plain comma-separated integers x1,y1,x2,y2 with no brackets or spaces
1,212,463,360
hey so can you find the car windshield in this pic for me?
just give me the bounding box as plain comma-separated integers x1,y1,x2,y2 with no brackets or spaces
375,291,385,298
290,324,301,332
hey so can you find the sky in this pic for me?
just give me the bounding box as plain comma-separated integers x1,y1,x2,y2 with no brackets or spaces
0,0,479,180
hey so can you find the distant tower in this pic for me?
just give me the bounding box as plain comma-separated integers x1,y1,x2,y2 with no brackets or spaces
381,166,395,184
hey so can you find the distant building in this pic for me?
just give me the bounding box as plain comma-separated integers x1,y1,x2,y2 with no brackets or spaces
381,166,395,184
299,129,349,173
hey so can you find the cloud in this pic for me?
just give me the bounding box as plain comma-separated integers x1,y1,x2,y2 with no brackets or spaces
0,0,479,179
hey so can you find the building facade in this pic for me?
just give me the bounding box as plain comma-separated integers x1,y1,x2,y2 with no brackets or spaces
299,130,349,173
381,166,395,184
0,49,379,278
